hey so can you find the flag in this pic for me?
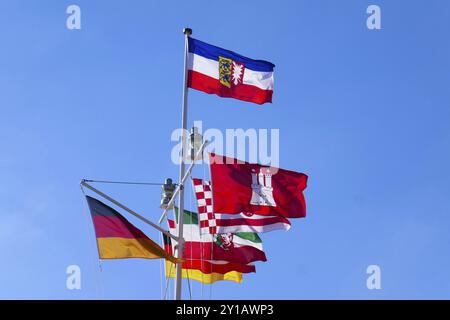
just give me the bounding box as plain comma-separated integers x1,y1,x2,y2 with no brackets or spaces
163,234,255,284
169,208,267,264
164,261,243,284
187,37,275,105
209,153,308,218
85,196,179,263
192,178,291,234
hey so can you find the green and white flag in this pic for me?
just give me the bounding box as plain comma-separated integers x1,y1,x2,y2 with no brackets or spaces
168,208,267,264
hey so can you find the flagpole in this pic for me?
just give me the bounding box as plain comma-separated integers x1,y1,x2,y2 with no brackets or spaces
174,27,192,301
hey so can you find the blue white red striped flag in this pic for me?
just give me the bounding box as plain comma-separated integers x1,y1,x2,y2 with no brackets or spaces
187,38,275,105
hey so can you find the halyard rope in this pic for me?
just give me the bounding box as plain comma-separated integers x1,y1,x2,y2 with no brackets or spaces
82,179,165,186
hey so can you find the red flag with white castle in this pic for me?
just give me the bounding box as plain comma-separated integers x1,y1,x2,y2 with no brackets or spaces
192,178,291,234
209,153,308,218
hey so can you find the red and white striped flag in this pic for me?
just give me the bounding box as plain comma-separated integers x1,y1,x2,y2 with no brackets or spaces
192,178,291,235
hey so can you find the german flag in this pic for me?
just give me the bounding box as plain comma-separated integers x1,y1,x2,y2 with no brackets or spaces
85,196,179,263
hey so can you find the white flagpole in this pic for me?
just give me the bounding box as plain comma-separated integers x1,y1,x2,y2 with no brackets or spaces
174,27,192,301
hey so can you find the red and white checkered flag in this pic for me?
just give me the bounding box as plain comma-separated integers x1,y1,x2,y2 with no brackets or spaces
192,178,291,235
192,178,217,234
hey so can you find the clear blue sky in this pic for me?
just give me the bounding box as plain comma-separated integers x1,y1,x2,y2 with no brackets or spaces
1,0,450,299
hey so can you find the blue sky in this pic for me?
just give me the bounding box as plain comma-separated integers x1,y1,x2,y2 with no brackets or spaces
1,0,450,299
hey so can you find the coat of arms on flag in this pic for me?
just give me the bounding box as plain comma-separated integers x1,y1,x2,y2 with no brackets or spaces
164,208,262,284
209,153,308,218
250,168,276,207
187,37,274,104
219,56,245,88
169,208,266,264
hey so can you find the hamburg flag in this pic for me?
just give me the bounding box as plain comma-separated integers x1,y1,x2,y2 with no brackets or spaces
209,154,308,218
187,37,275,104
85,196,179,263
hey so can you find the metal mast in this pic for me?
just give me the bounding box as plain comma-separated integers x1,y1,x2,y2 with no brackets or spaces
174,27,192,300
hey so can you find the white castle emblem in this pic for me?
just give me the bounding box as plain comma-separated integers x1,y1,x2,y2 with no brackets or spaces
250,168,276,207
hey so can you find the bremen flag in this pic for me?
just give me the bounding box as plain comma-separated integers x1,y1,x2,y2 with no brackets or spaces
85,196,179,263
163,233,255,284
192,178,291,234
169,208,266,264
209,153,308,218
188,37,275,104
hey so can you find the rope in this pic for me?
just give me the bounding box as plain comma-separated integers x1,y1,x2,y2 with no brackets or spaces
204,163,213,300
163,262,174,300
208,234,213,300
98,260,105,299
159,232,164,300
82,179,166,186
209,269,213,300
187,182,193,300
80,184,105,299
188,175,204,300
186,269,192,300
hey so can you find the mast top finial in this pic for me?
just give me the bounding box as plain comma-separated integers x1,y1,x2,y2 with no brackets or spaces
183,28,192,36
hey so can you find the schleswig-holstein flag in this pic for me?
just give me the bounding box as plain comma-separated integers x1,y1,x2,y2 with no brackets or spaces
187,38,275,104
